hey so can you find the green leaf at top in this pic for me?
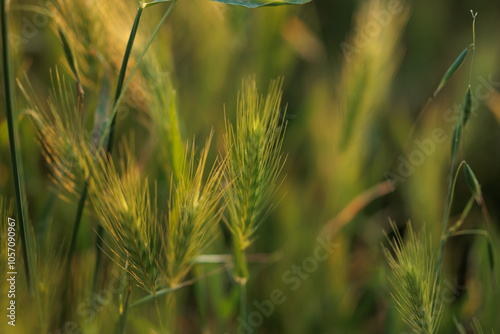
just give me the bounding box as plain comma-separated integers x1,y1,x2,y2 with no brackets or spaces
208,0,311,8
433,45,471,97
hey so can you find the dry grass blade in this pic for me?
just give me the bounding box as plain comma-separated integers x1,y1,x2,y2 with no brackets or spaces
321,180,394,237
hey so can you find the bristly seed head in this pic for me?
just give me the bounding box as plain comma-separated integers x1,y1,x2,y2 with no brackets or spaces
224,77,287,251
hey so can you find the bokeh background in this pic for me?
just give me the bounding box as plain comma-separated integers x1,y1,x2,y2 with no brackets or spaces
1,0,500,333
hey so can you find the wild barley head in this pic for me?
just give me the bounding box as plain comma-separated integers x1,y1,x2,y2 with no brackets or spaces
383,221,442,334
87,143,162,294
164,133,226,286
20,69,88,198
224,78,287,252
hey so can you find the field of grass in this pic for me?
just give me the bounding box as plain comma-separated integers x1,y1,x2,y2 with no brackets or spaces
1,0,500,333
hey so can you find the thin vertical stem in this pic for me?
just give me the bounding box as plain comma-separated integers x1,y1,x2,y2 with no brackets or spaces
96,0,179,152
1,0,33,293
90,3,145,291
59,183,88,327
232,237,249,321
60,0,178,325
115,272,132,334
155,297,166,333
61,3,145,325
91,0,178,292
433,12,477,317
92,224,105,291
239,280,248,322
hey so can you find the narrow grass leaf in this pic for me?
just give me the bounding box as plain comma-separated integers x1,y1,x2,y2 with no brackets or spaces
434,45,471,97
1,0,33,292
463,162,483,204
106,5,144,152
57,27,82,93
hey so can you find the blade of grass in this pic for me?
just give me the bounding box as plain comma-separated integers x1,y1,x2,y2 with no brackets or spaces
96,0,178,152
105,4,145,152
1,0,33,293
321,180,394,237
115,269,132,334
92,0,179,292
60,2,180,326
130,265,228,309
433,45,471,97
61,3,147,325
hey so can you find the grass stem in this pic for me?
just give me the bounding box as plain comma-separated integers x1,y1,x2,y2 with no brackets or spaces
91,0,178,294
1,0,33,293
61,3,147,324
232,237,249,321
433,13,477,317
129,265,228,309
115,273,132,334
155,297,166,333
96,0,178,152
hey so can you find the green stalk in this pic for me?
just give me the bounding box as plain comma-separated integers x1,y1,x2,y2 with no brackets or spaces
232,237,249,321
129,265,227,309
92,224,105,291
96,0,178,152
105,4,145,152
60,0,178,325
433,13,477,316
155,297,166,332
130,285,184,309
1,0,33,293
59,183,88,327
61,3,145,324
115,272,131,334
92,0,178,291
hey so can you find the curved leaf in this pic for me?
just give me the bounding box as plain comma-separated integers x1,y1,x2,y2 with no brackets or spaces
433,45,471,97
209,0,311,8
